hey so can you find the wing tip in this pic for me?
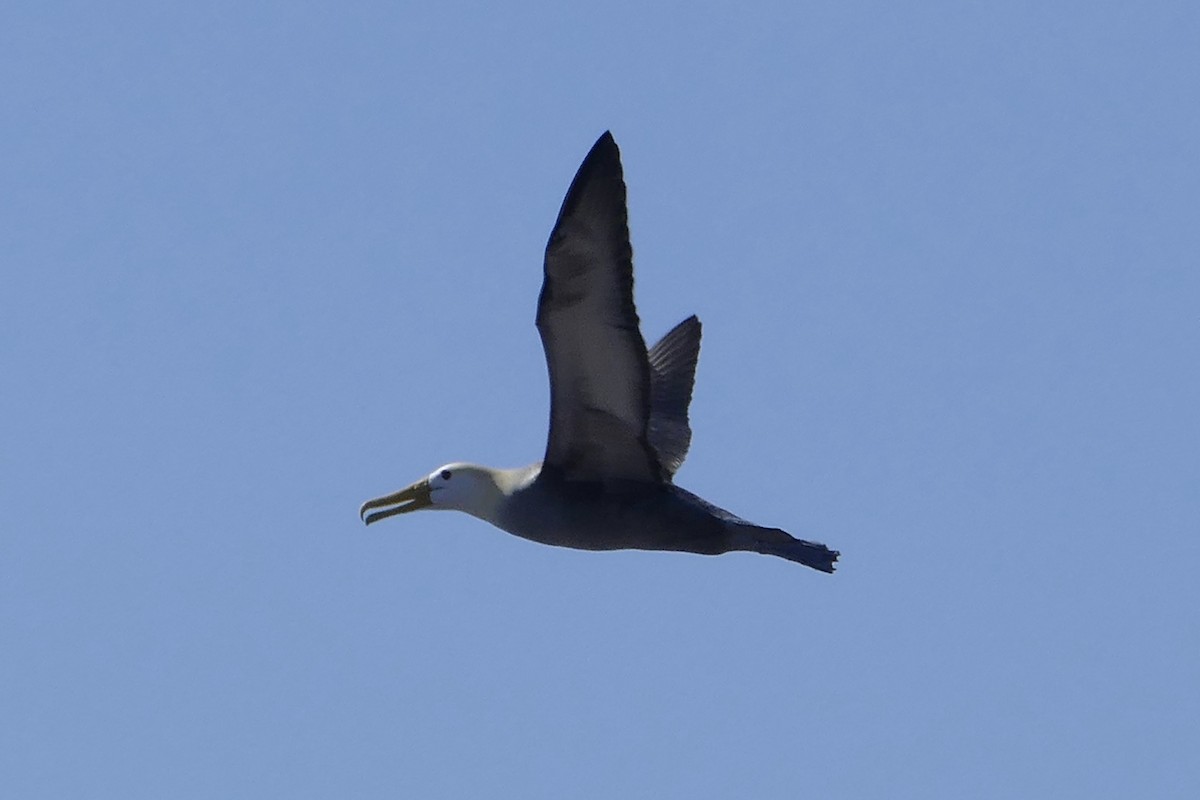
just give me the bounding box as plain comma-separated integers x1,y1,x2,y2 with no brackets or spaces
585,131,620,167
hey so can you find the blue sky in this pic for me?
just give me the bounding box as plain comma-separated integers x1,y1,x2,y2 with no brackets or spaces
3,2,1198,797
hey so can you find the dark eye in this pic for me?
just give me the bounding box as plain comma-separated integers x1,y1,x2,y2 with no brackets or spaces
440,469,452,480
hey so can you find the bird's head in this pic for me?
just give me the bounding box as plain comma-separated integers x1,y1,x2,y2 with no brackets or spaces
359,463,506,525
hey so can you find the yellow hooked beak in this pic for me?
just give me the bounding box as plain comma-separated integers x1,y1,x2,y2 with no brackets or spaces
359,478,433,525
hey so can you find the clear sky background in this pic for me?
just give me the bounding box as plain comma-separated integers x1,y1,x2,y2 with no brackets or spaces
3,2,1198,798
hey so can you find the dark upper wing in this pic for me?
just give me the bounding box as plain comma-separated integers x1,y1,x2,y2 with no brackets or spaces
536,132,663,484
647,315,701,479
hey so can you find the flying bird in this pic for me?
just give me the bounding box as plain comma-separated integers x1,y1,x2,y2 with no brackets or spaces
360,132,839,572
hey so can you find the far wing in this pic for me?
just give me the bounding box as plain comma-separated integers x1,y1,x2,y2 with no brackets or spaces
647,315,701,479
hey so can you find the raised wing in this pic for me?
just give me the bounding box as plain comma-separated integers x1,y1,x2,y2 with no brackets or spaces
647,315,701,479
536,132,663,484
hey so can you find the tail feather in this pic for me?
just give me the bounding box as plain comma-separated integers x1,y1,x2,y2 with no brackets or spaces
734,525,840,573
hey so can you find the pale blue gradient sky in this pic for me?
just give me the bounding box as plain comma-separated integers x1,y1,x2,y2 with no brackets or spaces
3,2,1198,797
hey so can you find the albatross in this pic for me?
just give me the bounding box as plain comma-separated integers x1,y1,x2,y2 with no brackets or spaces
360,132,839,572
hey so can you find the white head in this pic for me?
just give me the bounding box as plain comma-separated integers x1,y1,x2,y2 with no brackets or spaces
360,462,508,526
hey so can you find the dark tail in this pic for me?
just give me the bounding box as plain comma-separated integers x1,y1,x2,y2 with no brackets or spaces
733,525,839,573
